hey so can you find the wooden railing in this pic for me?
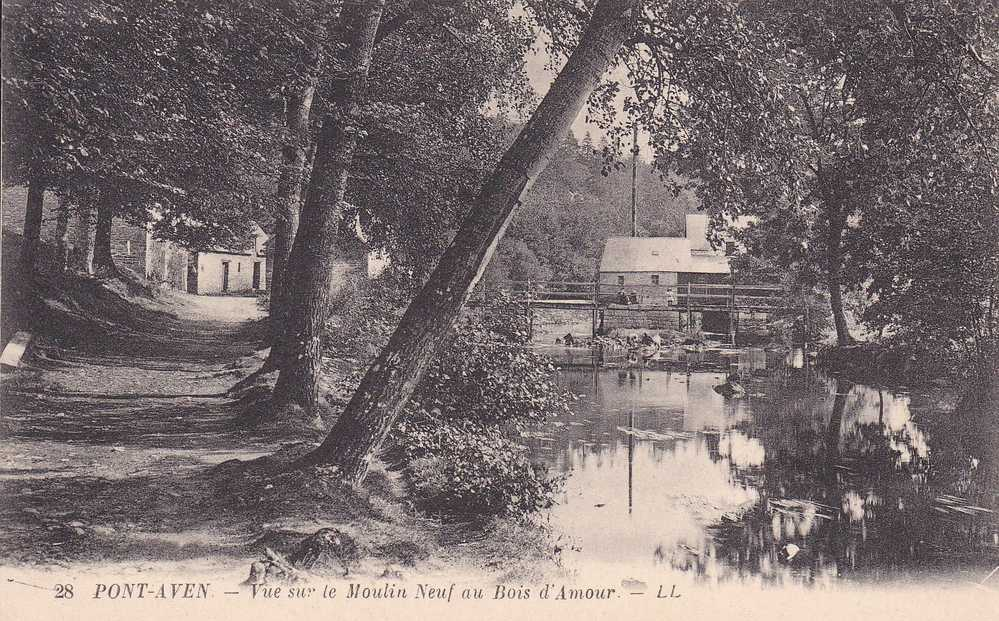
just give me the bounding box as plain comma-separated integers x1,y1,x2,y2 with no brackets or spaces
478,280,600,305
479,280,783,310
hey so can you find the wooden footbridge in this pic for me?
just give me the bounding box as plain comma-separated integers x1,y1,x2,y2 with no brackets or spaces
475,280,784,341
478,280,782,310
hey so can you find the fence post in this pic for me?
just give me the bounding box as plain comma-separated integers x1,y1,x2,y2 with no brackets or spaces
526,278,532,340
592,281,598,337
686,282,692,332
729,282,737,345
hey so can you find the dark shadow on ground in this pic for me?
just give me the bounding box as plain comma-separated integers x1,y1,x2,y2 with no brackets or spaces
1,236,554,579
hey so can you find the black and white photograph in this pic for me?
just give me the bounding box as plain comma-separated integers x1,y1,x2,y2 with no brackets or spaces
1,1,997,619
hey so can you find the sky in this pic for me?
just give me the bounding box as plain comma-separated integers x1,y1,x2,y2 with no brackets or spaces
523,40,602,140
521,36,653,160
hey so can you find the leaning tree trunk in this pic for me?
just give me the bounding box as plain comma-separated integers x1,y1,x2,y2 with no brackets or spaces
54,196,71,272
826,204,851,347
296,0,642,483
72,203,95,275
265,84,316,370
20,178,45,274
92,194,118,278
271,0,387,411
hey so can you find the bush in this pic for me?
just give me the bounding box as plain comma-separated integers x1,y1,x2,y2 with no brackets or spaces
394,293,569,519
326,281,569,520
405,293,571,431
398,422,563,520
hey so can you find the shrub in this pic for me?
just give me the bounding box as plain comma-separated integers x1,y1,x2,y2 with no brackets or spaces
398,422,563,520
405,293,571,431
326,281,569,520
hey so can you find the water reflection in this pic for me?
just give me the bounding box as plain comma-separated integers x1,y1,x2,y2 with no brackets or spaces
530,353,996,585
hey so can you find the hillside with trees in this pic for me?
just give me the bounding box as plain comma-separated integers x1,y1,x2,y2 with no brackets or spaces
485,130,700,284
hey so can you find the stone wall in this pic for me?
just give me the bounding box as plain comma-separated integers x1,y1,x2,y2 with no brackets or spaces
527,306,772,339
531,308,595,343
600,308,693,332
146,237,189,291
735,311,770,337
3,184,190,289
1,185,62,239
109,219,147,274
599,308,771,337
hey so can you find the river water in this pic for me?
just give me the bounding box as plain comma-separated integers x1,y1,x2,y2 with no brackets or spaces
528,349,997,587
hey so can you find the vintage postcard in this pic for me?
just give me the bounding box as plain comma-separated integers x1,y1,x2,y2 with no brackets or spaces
2,1,996,619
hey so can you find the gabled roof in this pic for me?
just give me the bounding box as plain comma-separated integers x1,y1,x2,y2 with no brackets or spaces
249,222,268,241
599,236,730,274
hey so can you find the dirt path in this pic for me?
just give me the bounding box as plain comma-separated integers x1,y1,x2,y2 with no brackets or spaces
0,293,281,570
0,290,554,584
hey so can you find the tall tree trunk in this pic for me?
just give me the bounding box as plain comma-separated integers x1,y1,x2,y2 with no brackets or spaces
92,194,117,278
266,84,316,369
271,0,387,411
826,204,851,346
296,0,641,483
54,196,71,272
20,178,45,274
72,203,95,275
299,141,319,212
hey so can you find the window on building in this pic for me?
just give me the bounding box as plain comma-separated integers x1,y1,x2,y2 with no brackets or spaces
237,262,241,273
651,275,660,285
617,275,625,286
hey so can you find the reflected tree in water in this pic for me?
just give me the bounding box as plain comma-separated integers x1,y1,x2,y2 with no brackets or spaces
689,376,995,585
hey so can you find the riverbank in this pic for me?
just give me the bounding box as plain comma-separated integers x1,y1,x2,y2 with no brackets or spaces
815,341,969,388
0,272,561,583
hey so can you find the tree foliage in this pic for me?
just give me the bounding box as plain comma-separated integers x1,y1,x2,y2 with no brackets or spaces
540,0,999,367
2,0,280,252
347,2,537,274
486,131,700,283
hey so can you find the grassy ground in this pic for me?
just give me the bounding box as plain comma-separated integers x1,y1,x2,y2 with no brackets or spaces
0,256,559,583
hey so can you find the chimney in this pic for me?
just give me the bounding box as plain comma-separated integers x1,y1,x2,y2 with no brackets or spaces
686,214,710,250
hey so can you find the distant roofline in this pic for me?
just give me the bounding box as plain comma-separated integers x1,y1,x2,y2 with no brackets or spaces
197,249,262,258
598,235,730,274
601,268,689,273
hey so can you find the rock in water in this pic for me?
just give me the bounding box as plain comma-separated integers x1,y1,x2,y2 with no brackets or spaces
289,528,361,576
713,379,746,398
780,543,801,561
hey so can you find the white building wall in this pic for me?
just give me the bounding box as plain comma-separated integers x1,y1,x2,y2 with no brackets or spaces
599,271,679,288
685,214,711,250
599,271,681,305
195,252,266,294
